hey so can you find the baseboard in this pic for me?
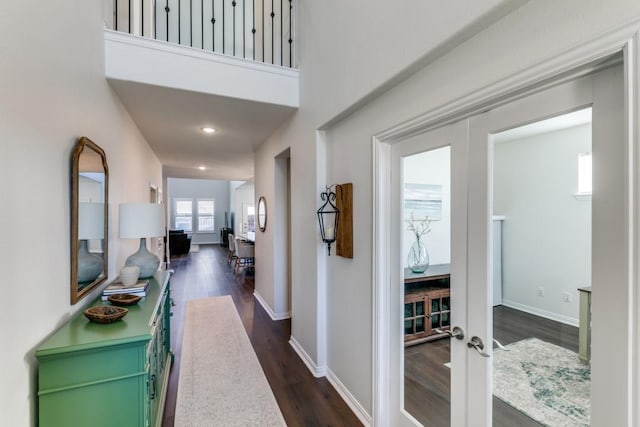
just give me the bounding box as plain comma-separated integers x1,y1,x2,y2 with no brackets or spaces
501,299,579,327
253,291,291,321
288,336,326,378
326,368,373,427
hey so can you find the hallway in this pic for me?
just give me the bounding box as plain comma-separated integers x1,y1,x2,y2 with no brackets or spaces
162,244,362,426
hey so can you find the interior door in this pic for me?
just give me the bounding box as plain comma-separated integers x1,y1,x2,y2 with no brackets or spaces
390,120,469,426
467,63,627,426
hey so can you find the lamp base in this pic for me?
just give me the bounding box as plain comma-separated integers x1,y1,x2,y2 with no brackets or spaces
78,239,104,283
125,237,160,279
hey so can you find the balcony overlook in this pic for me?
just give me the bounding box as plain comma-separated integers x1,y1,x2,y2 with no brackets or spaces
103,0,298,180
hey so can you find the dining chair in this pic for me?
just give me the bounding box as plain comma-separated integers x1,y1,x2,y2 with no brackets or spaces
227,233,237,266
234,242,255,275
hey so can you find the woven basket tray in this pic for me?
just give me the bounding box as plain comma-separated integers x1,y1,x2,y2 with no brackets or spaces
108,293,142,307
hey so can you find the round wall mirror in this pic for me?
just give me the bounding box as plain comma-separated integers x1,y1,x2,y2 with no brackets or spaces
258,196,267,232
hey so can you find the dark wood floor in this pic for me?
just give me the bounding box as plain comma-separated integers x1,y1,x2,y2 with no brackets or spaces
161,244,362,427
405,305,580,427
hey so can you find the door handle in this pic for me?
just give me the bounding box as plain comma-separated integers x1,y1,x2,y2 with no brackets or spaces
433,326,465,340
467,336,491,358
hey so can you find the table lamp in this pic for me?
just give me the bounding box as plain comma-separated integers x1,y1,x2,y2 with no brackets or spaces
78,202,105,283
119,203,165,278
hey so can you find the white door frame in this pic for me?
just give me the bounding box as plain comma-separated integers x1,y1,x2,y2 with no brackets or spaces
372,22,640,426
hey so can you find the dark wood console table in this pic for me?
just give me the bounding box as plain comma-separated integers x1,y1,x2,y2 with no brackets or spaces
404,264,451,346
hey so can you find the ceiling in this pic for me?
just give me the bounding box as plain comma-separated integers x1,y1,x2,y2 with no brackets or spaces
493,108,592,144
109,80,297,181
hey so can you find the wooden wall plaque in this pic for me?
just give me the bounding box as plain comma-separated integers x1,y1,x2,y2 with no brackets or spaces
336,183,353,258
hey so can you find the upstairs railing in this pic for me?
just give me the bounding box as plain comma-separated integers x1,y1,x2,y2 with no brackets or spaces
105,0,295,68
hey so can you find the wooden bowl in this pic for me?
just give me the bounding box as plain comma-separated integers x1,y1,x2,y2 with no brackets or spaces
108,293,142,307
84,306,128,324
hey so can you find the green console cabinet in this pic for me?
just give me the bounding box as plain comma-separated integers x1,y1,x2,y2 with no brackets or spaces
36,271,173,427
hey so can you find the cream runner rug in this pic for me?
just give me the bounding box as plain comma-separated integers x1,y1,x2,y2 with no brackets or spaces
175,296,286,426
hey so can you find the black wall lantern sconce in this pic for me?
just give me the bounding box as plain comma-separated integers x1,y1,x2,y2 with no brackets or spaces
317,185,340,255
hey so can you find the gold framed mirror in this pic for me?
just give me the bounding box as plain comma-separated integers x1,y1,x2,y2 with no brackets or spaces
71,137,109,304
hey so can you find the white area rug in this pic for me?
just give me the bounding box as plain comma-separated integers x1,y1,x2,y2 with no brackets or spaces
493,338,590,427
175,296,286,427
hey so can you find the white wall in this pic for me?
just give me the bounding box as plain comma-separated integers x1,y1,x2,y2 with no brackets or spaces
254,0,520,390
403,146,451,268
494,124,591,324
254,0,640,420
0,2,162,425
167,177,230,244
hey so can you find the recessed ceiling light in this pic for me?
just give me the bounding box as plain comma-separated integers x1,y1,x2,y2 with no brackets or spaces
201,127,216,134
198,165,206,170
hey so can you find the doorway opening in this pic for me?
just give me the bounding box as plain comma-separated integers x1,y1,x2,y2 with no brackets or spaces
274,148,292,318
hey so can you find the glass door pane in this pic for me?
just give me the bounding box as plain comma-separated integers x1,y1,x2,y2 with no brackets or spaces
491,109,592,427
403,146,451,426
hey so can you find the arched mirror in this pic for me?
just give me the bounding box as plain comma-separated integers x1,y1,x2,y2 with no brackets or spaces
258,196,267,232
71,137,109,304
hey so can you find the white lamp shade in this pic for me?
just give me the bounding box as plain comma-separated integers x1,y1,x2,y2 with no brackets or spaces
78,202,104,240
119,203,165,238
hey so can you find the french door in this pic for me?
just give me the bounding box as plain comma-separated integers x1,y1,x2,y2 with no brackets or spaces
384,62,629,426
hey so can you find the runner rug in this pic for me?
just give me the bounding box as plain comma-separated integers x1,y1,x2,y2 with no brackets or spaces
493,337,590,427
175,296,286,426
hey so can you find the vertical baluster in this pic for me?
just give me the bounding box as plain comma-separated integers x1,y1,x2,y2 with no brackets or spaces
252,0,256,60
165,0,170,41
262,0,264,62
232,0,236,56
190,0,193,46
201,0,204,49
178,0,181,44
289,0,292,67
212,0,216,52
142,0,144,37
242,0,245,58
128,0,132,33
270,0,274,64
115,0,118,31
154,0,157,38
280,0,282,66
223,0,226,54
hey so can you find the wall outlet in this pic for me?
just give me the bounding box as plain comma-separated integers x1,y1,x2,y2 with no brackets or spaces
537,287,545,297
563,292,571,303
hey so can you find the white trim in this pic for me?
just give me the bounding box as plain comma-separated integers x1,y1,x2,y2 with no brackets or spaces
500,299,579,328
315,130,329,372
104,29,299,76
630,31,640,427
376,20,640,144
326,368,373,427
372,136,391,427
253,290,291,321
373,19,640,427
288,336,326,378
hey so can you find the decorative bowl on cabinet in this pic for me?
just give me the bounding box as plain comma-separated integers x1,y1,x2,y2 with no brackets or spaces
84,306,128,323
108,293,142,307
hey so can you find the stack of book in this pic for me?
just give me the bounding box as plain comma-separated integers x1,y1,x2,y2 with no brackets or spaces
101,279,150,301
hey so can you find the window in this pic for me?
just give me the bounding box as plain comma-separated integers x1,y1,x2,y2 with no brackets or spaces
577,152,592,195
174,199,193,231
197,199,215,231
174,198,215,232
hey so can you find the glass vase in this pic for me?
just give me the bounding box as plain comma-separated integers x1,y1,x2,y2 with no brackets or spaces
407,236,429,273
